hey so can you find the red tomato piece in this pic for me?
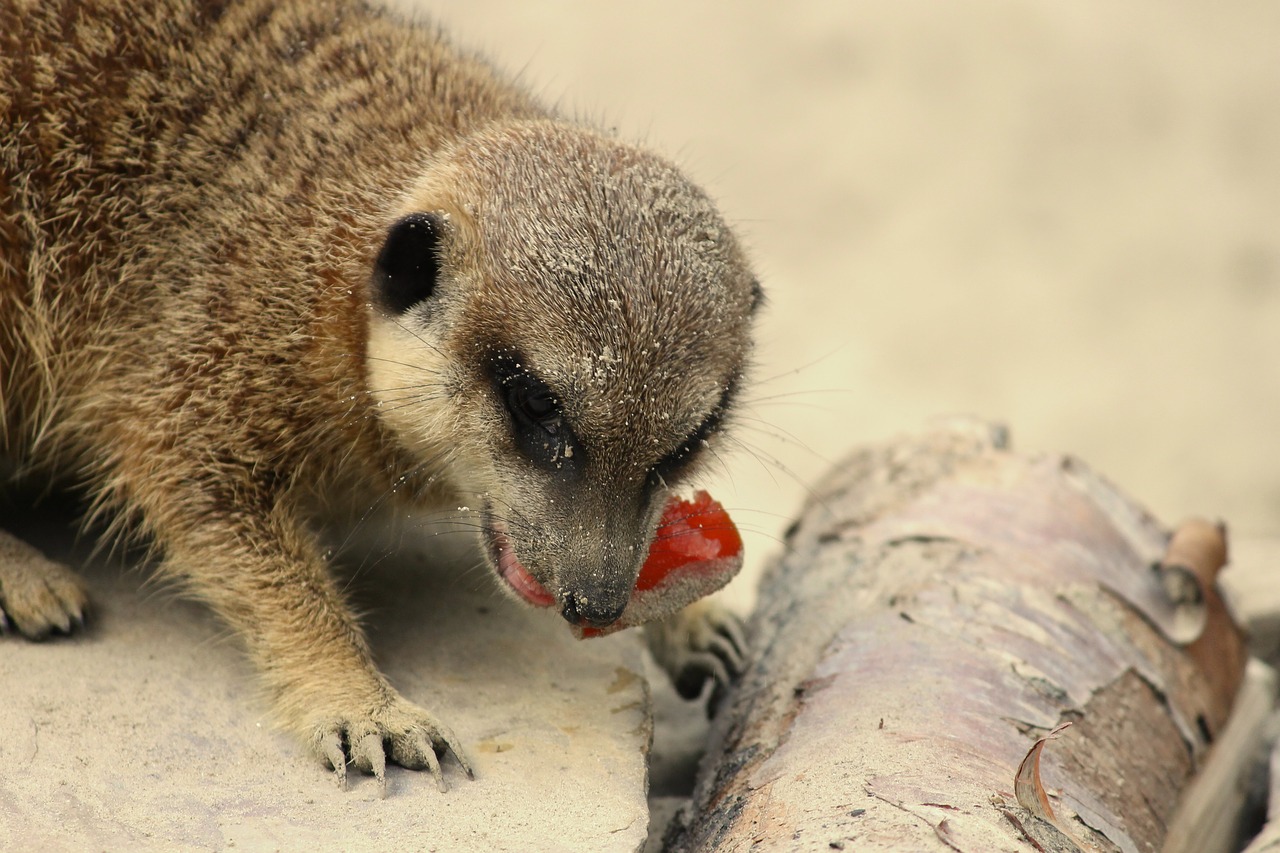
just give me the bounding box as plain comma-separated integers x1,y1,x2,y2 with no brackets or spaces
636,490,743,591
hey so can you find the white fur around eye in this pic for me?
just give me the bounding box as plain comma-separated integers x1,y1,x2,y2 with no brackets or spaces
365,312,483,483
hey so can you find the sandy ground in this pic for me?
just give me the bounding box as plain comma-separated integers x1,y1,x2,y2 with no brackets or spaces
409,1,1280,607
1,496,656,852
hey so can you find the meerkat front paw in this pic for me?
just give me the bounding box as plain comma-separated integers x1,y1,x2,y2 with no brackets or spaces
0,530,89,638
645,598,748,709
303,690,474,795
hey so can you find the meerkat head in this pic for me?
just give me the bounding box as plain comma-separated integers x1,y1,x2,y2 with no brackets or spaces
366,120,761,629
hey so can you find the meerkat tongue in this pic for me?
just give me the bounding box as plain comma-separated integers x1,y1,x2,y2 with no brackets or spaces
495,532,556,607
574,490,743,639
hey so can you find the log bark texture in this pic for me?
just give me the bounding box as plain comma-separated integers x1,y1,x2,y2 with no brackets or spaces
666,421,1248,853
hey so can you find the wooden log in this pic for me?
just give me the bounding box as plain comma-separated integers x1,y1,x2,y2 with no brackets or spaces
665,420,1250,853
1223,537,1280,664
1241,712,1280,853
1165,658,1276,853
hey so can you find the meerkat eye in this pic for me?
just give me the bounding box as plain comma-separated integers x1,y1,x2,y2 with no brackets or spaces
505,374,561,433
486,351,582,473
373,212,443,314
650,410,722,486
648,377,739,488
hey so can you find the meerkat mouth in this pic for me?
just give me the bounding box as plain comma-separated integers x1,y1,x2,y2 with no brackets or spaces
484,513,556,608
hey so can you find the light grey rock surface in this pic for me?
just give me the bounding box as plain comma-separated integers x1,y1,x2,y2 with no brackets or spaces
0,502,652,852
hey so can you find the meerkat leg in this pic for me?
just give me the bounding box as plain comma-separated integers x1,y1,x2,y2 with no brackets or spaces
645,597,747,706
161,500,472,793
0,529,89,638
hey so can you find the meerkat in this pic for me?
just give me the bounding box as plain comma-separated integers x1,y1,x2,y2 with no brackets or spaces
0,0,760,790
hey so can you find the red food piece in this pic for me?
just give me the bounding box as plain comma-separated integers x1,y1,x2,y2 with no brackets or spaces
636,490,743,591
575,490,743,639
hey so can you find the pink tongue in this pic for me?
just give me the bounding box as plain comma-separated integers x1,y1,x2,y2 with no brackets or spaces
499,544,555,607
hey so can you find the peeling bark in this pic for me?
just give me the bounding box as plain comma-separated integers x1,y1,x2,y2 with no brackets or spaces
666,421,1247,853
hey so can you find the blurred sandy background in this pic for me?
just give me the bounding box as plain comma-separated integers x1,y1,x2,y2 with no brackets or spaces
408,1,1280,600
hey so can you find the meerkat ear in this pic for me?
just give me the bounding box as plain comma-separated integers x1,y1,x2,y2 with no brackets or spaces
373,212,444,314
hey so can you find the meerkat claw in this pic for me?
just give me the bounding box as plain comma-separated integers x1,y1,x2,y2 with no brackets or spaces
306,694,472,794
425,745,446,794
710,614,749,680
646,600,752,714
717,612,749,668
315,729,349,789
435,721,474,782
0,534,91,640
387,726,447,792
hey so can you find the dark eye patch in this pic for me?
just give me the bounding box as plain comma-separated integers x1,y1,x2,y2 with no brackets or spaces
488,351,583,476
650,409,724,486
648,378,738,487
504,372,562,434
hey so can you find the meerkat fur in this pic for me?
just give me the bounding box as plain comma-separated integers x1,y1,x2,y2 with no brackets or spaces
0,0,761,789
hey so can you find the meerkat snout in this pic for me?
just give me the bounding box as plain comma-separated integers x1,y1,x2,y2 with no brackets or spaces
561,590,626,628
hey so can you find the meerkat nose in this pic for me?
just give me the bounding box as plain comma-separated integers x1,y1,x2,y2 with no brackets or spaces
560,590,626,629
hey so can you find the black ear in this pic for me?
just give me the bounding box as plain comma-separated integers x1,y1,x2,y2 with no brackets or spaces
373,212,444,314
